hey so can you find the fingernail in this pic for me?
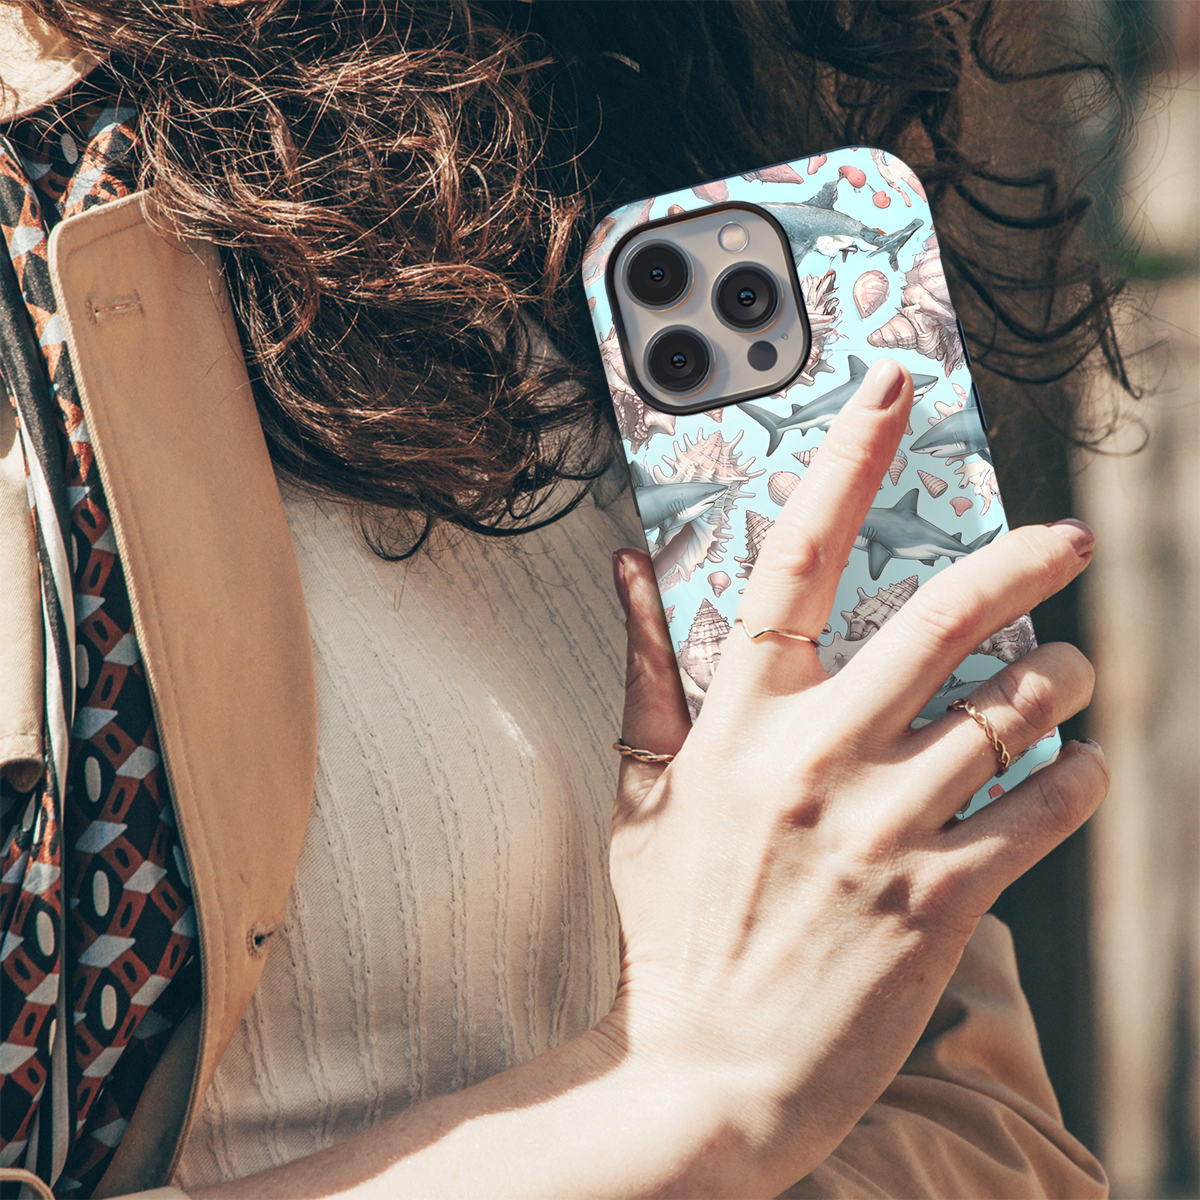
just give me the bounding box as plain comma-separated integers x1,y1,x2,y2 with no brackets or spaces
1047,518,1095,555
1078,738,1103,752
861,358,906,409
612,551,632,618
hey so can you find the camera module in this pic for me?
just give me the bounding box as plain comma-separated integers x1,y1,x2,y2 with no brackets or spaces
715,264,778,330
647,328,711,393
627,242,690,308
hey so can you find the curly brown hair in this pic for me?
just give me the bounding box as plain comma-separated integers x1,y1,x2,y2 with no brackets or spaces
28,0,1132,555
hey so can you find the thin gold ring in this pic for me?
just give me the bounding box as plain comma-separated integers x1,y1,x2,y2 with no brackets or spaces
948,698,1011,776
733,618,820,645
613,738,675,765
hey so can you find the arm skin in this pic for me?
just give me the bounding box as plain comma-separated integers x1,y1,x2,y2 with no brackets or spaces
115,360,1110,1200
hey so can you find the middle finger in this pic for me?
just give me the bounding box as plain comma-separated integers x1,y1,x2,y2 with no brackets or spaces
837,519,1095,737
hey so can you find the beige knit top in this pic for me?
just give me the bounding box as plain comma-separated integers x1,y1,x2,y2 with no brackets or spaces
176,484,639,1188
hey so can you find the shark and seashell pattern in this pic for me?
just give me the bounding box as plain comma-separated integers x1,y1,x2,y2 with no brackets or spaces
584,146,1059,816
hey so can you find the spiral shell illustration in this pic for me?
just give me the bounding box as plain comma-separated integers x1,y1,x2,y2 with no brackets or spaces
888,450,907,485
662,605,675,626
866,233,964,375
840,576,919,641
797,269,842,385
918,470,947,498
852,269,889,318
734,510,775,581
950,496,974,517
767,471,800,506
676,599,732,692
709,571,731,597
793,448,819,469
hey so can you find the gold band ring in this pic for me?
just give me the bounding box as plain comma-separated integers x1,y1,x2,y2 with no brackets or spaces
613,738,676,765
948,698,1011,776
733,618,820,645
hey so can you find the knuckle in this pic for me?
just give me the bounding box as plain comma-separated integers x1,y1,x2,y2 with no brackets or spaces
905,586,981,652
1033,767,1092,841
763,520,824,581
994,665,1058,736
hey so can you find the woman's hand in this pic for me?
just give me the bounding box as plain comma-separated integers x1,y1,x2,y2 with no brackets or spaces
605,358,1108,1195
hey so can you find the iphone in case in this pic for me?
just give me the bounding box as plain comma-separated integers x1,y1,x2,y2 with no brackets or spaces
584,148,1060,818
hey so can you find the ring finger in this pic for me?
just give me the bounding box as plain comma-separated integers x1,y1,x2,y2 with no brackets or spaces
907,640,1095,820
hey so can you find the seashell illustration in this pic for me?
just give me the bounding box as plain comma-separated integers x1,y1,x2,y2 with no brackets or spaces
734,510,775,581
953,457,999,516
582,197,654,282
793,448,819,469
807,153,828,174
693,180,729,203
869,148,916,207
840,576,919,641
866,233,964,376
643,428,764,588
973,614,1037,664
676,599,732,691
796,269,842,384
662,605,675,626
838,164,867,189
888,449,907,485
918,470,947,498
950,496,974,517
988,784,1006,800
852,269,889,318
743,163,806,185
702,408,725,422
767,471,800,506
709,571,731,597
668,204,686,216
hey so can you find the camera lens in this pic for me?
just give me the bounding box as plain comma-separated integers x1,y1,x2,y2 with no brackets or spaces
647,329,711,394
626,242,690,307
715,265,778,329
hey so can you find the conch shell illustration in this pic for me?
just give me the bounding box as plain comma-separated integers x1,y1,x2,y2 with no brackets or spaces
840,576,919,641
866,233,964,375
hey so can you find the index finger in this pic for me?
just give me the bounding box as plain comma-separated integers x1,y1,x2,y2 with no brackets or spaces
722,358,914,698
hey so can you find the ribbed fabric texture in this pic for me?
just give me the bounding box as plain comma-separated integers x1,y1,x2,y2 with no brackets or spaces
175,486,640,1187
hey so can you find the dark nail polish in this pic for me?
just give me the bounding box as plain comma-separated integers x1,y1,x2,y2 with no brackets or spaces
1049,518,1095,556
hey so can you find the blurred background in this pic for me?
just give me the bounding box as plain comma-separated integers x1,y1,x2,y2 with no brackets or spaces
990,2,1198,1197
1081,1,1199,1195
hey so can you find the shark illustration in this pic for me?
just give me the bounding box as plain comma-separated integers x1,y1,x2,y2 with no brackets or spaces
633,474,727,545
856,488,1000,579
909,407,992,463
739,355,938,456
762,182,923,271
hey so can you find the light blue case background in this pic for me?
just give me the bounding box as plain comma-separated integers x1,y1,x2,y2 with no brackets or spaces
584,148,1061,817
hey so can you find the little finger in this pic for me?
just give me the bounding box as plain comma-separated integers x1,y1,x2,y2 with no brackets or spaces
936,739,1109,915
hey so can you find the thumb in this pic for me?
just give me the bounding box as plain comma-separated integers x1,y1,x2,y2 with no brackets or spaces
612,549,692,814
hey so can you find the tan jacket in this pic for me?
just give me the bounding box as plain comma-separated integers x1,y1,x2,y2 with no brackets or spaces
0,36,1106,1195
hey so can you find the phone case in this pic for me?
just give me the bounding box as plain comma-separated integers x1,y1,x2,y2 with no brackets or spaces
583,148,1060,818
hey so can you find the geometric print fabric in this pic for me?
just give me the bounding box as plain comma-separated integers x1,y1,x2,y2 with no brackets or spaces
0,82,198,1197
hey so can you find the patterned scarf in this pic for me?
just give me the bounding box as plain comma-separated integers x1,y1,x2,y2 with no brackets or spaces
0,82,199,1197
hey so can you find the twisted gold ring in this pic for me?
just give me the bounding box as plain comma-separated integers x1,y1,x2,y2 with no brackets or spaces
733,618,820,645
948,698,1011,776
613,738,675,765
